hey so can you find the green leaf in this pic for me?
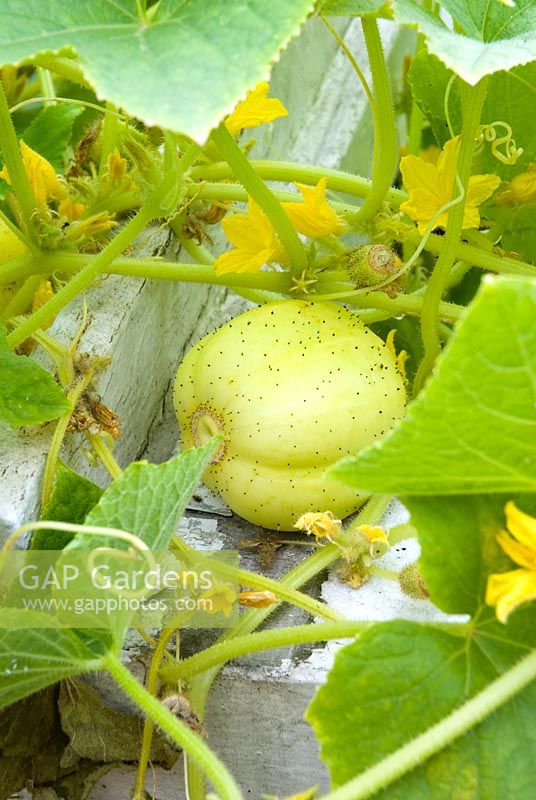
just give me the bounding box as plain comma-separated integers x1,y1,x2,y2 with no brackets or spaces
72,440,218,551
500,203,536,263
409,51,536,180
331,276,536,495
0,333,70,428
0,0,314,141
0,612,106,710
306,615,536,796
22,105,83,171
33,462,103,551
408,493,536,616
318,0,390,15
394,0,536,83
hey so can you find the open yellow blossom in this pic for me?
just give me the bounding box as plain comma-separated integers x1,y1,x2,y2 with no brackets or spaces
199,582,237,618
496,163,536,206
0,141,66,206
214,199,285,275
283,178,345,238
400,136,500,234
225,82,288,136
294,511,342,542
486,502,536,623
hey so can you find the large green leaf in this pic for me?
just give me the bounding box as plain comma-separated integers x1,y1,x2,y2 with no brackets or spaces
22,105,83,171
0,0,314,141
394,0,536,83
409,51,536,180
0,612,106,710
0,326,70,428
318,0,390,15
33,462,103,551
408,493,536,617
306,615,536,796
331,276,536,495
73,439,217,551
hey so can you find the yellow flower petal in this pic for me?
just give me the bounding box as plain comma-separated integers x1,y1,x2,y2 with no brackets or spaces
486,568,536,623
283,178,344,238
225,82,288,136
400,136,499,233
214,200,285,275
497,530,536,571
505,501,536,550
58,198,87,221
466,173,501,207
294,510,342,540
0,141,66,206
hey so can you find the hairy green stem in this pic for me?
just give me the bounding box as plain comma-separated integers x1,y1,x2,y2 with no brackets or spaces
104,653,243,800
172,537,344,623
0,78,38,240
210,124,308,275
32,55,92,90
87,433,122,480
0,274,42,321
41,367,96,508
185,495,391,800
6,169,179,348
190,160,406,206
355,18,398,222
319,647,536,800
133,627,177,799
164,621,370,682
99,103,119,175
414,78,488,393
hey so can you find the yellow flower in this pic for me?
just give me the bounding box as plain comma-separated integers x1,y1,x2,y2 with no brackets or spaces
225,82,288,136
58,198,87,221
283,178,345,238
355,524,390,558
294,511,342,541
486,501,536,623
400,136,500,234
199,582,237,618
495,164,536,206
0,141,66,206
214,199,285,275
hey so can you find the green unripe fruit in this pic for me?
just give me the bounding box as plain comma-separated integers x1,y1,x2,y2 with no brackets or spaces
342,244,399,289
174,300,406,530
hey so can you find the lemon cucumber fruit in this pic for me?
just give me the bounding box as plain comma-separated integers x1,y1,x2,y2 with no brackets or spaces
174,300,406,530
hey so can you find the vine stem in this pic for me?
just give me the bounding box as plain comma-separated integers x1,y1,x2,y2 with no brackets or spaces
172,537,345,622
40,366,97,508
190,160,406,207
414,77,488,393
99,103,119,175
0,77,38,242
318,647,536,800
210,123,308,276
185,495,392,800
87,433,122,480
355,18,398,223
164,622,371,681
5,141,194,349
103,652,243,800
133,627,178,799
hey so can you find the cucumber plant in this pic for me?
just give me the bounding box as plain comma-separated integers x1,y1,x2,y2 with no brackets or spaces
0,1,535,799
